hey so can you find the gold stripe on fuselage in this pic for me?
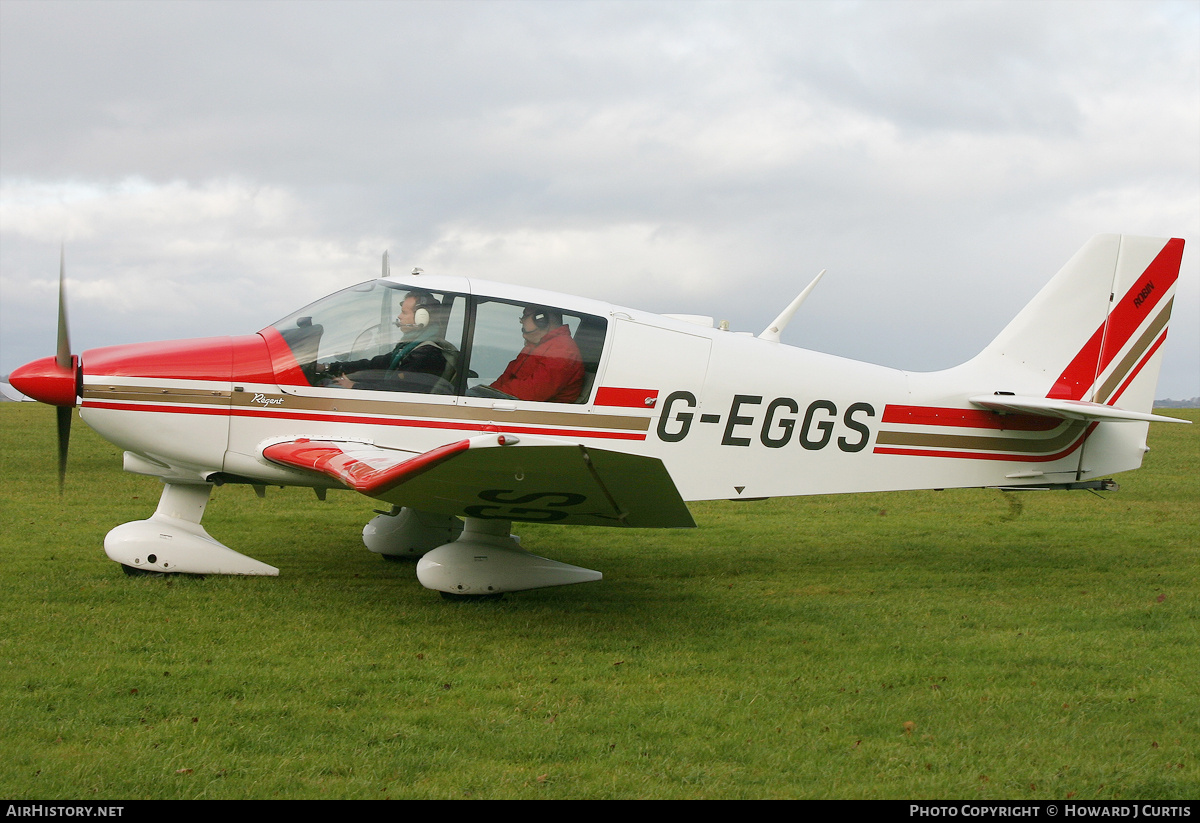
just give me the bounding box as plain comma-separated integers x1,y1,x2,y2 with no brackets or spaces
84,385,232,402
83,383,651,432
874,420,1087,454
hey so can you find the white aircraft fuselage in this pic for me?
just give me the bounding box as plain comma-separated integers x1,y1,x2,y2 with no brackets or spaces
10,235,1187,596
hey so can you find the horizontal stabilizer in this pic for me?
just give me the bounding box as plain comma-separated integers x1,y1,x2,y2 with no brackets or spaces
968,395,1190,424
264,434,695,528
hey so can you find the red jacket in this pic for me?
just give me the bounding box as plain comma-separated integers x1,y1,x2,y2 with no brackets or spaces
491,325,584,403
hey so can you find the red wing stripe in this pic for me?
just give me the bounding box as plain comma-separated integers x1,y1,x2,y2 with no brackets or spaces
263,439,471,495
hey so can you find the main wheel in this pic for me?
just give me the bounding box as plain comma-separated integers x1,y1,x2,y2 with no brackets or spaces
121,564,190,578
439,591,504,602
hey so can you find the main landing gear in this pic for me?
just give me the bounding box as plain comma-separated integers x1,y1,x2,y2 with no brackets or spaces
365,507,602,598
103,487,599,598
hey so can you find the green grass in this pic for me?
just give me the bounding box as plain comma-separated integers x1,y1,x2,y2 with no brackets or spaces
0,403,1196,799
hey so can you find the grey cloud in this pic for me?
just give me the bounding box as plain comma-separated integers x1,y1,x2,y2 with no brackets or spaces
1,0,1196,397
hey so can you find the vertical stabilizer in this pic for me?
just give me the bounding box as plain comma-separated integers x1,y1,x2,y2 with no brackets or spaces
970,235,1183,415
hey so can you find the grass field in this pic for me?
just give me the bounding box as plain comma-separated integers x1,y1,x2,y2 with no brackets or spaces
0,403,1196,799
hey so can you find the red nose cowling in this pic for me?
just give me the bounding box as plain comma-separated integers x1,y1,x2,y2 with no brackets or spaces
9,355,80,407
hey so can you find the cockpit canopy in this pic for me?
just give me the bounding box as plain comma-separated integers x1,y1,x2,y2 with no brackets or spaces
268,279,608,404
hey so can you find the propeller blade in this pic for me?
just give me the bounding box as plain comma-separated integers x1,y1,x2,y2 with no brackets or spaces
56,247,75,492
6,248,81,491
56,246,72,371
56,406,72,493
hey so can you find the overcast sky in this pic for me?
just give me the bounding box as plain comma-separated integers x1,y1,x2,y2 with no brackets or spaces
2,0,1197,399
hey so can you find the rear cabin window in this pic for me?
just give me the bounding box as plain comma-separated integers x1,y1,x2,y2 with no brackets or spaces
464,299,607,404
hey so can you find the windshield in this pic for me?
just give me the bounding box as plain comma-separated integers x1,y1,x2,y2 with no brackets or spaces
270,280,467,392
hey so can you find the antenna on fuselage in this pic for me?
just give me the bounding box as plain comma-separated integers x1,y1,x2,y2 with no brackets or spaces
382,251,391,278
758,269,826,343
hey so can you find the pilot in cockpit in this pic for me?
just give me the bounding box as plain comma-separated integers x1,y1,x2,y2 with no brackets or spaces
319,291,456,392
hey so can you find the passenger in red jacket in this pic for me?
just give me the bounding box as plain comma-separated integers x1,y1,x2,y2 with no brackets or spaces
486,307,584,403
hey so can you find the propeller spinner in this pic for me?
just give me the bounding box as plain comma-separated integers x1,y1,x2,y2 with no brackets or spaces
9,248,81,491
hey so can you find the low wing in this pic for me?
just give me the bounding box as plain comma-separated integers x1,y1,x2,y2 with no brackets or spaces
263,434,695,528
968,394,1190,424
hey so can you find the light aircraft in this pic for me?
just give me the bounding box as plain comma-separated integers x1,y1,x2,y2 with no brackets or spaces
10,235,1189,599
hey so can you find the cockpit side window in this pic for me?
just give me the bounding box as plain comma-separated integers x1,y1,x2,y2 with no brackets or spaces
464,298,607,404
270,281,467,394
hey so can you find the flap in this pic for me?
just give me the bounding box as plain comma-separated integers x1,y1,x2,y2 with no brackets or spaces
263,434,695,529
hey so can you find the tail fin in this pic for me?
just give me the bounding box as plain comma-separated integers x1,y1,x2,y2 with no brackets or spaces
972,235,1184,415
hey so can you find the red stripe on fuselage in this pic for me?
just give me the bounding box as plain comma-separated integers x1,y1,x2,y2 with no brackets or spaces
594,387,659,408
881,405,1059,431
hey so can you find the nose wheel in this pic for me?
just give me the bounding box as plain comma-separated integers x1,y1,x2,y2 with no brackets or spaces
105,482,278,577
